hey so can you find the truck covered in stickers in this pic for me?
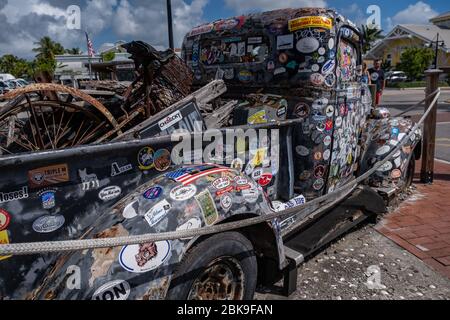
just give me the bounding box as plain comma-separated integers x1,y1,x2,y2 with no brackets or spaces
0,7,421,300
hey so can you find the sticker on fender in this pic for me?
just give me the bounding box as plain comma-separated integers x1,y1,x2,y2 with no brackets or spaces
0,230,12,261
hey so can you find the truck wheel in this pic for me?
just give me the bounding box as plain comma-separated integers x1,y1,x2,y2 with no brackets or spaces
166,232,257,300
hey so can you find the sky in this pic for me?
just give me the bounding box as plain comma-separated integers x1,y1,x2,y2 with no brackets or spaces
0,0,448,59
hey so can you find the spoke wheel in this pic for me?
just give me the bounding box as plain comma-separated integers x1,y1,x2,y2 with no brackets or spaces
188,257,245,300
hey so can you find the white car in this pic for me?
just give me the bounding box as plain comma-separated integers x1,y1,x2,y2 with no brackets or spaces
386,71,408,83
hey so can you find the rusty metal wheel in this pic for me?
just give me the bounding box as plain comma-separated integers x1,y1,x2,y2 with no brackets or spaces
0,83,121,154
166,232,257,300
187,257,245,300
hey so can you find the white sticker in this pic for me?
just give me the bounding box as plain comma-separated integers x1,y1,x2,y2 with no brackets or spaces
123,201,138,219
323,149,331,161
32,214,65,233
311,64,320,72
220,193,233,212
170,184,197,201
92,280,131,300
176,217,202,240
296,37,320,53
98,186,121,202
377,161,393,172
324,136,332,146
158,110,183,131
212,177,231,190
119,241,171,273
277,34,294,50
252,168,263,180
296,145,310,156
241,188,259,203
144,199,171,227
328,38,335,49
318,47,326,55
376,145,390,156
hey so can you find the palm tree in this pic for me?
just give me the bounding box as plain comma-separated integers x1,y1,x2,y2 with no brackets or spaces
65,48,82,55
361,25,384,54
32,36,65,61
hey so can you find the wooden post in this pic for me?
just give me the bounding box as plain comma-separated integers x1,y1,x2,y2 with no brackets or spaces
420,69,442,184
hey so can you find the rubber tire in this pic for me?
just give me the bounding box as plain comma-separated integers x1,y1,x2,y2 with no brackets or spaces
166,231,257,300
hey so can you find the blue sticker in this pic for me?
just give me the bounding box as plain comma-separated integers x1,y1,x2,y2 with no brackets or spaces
42,191,55,209
392,127,400,137
143,186,163,200
165,168,193,180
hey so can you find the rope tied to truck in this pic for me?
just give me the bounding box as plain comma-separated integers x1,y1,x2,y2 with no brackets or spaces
0,89,441,256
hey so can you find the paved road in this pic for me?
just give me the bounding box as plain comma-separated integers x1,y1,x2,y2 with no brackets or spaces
381,89,450,163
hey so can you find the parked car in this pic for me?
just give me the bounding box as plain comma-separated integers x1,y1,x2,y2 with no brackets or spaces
0,80,13,95
386,71,408,83
0,7,422,300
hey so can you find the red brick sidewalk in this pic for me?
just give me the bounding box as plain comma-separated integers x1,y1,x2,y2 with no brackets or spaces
375,159,450,279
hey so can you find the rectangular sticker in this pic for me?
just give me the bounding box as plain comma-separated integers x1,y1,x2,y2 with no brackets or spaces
288,16,332,32
276,34,294,50
0,230,12,261
247,36,262,44
195,189,218,226
28,164,69,189
158,110,183,131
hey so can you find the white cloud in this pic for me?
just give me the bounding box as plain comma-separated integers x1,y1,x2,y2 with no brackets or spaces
224,0,327,13
386,1,438,30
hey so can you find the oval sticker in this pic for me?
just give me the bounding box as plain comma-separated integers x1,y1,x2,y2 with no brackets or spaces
170,184,197,201
296,37,320,53
0,209,11,231
99,186,121,202
32,214,65,233
119,241,171,273
92,280,131,301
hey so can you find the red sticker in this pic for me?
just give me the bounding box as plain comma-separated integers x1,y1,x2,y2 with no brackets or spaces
258,173,273,187
0,209,11,231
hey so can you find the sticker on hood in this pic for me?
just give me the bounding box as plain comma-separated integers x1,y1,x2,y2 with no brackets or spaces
32,214,65,233
92,280,131,300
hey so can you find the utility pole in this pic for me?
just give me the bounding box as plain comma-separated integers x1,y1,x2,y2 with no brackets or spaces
166,0,174,50
430,33,444,69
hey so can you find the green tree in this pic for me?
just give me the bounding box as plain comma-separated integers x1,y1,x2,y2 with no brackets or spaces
396,47,434,81
65,48,82,55
361,25,384,54
101,51,116,62
0,54,31,78
32,36,66,75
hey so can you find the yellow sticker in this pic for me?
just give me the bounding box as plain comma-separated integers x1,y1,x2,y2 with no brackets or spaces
288,16,333,32
248,110,267,125
252,148,267,167
0,230,12,261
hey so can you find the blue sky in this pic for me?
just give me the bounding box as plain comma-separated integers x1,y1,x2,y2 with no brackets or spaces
0,0,448,58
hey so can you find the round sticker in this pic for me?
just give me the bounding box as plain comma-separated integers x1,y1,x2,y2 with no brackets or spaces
296,145,310,156
258,173,273,187
376,145,390,156
317,56,325,63
296,37,320,53
377,161,393,172
311,64,320,72
323,149,331,161
335,116,343,127
220,193,233,212
212,177,231,190
231,158,244,172
328,38,335,49
32,214,65,233
92,280,131,301
138,147,155,170
312,98,328,110
299,170,311,181
310,73,325,86
143,186,163,200
313,178,325,190
323,135,332,146
318,47,326,55
170,184,197,201
326,105,334,117
153,149,171,172
295,103,310,118
279,53,289,64
119,241,171,273
391,169,402,179
314,152,322,161
314,165,326,178
0,209,11,231
324,73,336,87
